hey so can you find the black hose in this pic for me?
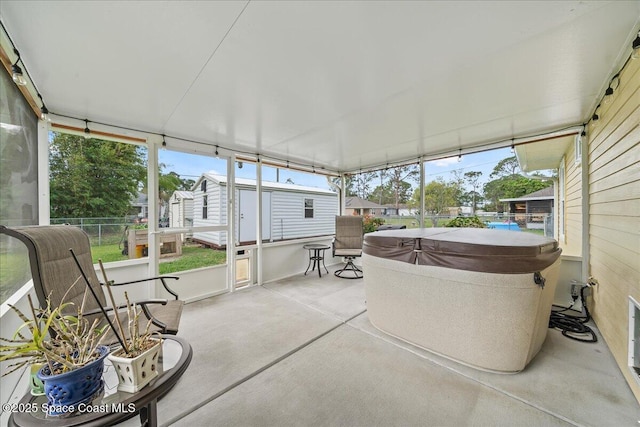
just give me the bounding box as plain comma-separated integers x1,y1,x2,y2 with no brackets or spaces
549,286,597,343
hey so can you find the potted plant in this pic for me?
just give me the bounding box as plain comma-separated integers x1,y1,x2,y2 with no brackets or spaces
0,290,110,415
106,291,162,393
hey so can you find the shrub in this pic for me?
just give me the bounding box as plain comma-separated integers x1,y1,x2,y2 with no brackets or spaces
363,215,384,233
445,216,487,228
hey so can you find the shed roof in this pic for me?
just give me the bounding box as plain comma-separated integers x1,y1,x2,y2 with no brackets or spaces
171,191,194,200
195,173,336,195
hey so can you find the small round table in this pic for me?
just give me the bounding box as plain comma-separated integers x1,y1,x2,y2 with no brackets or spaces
8,335,192,427
303,244,330,277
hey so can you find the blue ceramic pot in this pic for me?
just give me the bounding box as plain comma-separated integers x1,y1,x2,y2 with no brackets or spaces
37,345,110,415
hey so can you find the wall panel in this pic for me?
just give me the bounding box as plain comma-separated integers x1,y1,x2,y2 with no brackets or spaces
588,56,640,402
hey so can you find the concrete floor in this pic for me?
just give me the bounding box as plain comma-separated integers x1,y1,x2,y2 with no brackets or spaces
145,265,639,426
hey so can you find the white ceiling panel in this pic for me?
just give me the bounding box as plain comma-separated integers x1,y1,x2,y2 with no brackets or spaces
1,1,638,173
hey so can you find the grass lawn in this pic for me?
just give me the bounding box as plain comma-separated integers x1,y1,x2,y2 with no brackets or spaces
0,251,31,304
90,243,226,274
159,246,226,274
91,244,128,263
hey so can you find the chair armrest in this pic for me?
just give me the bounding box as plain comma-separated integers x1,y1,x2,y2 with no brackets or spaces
135,299,170,331
106,276,180,300
84,298,168,316
84,299,170,332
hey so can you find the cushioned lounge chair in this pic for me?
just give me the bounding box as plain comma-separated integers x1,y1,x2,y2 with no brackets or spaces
0,225,183,342
332,216,364,279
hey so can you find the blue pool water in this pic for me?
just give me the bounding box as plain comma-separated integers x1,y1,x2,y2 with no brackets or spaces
487,222,521,231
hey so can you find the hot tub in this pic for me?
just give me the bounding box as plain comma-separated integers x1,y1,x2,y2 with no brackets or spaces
362,228,561,373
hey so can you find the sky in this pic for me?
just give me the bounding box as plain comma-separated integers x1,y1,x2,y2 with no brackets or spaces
158,147,513,191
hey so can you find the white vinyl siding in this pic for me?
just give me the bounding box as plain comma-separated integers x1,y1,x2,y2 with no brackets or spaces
192,174,338,246
193,177,226,246
564,141,583,257
168,192,193,229
272,191,337,241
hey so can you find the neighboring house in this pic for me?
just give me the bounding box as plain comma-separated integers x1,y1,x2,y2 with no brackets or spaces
383,204,418,216
130,191,148,219
399,206,419,216
514,56,639,402
168,191,194,229
191,173,338,247
445,206,473,216
382,204,398,216
499,186,554,230
345,196,386,216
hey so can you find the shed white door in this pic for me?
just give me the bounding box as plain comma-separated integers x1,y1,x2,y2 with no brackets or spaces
170,202,181,228
239,190,271,243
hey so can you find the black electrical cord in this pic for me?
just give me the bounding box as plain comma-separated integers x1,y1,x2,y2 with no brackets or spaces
549,286,597,343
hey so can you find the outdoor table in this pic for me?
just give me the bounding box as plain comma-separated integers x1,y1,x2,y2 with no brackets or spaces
8,335,192,427
303,243,330,277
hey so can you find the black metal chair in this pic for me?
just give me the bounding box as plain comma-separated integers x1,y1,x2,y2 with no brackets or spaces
332,216,364,279
0,225,183,342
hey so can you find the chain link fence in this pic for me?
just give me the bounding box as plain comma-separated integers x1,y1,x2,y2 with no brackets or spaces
50,217,140,246
382,213,554,237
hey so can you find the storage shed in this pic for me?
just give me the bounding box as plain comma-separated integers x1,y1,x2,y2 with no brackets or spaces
168,191,194,229
192,173,338,247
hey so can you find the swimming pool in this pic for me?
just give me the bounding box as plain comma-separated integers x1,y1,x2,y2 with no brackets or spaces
487,221,521,231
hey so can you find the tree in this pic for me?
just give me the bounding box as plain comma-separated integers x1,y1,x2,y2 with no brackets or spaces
328,175,355,196
490,156,519,178
376,169,388,206
179,177,195,190
351,171,377,199
459,190,484,211
157,169,183,219
449,169,466,205
370,182,394,206
387,165,419,209
483,175,551,212
411,178,458,227
49,133,146,218
463,171,483,214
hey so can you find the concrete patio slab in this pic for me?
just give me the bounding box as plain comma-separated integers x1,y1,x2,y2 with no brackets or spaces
349,312,640,426
155,286,342,423
173,325,572,426
121,269,639,426
263,265,366,321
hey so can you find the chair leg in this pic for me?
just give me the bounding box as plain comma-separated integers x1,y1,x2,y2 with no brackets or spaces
334,257,363,279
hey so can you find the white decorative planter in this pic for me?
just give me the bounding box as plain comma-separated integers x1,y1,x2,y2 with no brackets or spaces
108,339,162,393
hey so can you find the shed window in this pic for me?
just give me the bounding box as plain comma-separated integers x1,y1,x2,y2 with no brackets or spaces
201,180,207,192
304,198,314,218
203,195,208,219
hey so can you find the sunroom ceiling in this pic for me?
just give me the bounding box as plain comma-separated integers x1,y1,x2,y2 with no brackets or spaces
1,1,638,173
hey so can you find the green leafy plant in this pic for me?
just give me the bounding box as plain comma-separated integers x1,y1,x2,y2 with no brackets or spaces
363,215,384,233
445,216,487,228
0,285,109,377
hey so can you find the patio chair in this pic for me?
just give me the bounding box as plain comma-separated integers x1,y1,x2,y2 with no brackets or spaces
0,225,183,342
332,216,364,279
